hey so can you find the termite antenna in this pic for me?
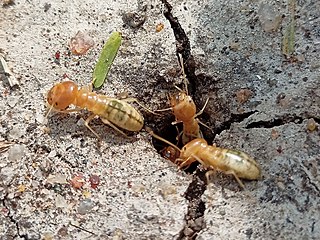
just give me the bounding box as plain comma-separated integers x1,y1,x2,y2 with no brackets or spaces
178,53,189,95
174,85,184,92
45,104,54,118
145,127,181,153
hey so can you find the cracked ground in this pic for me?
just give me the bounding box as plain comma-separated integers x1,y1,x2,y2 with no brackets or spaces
1,0,319,239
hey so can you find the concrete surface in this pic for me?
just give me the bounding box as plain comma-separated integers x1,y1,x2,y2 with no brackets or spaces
0,0,319,239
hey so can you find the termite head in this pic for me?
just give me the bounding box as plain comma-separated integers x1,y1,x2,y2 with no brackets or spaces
161,146,180,163
47,81,78,110
179,138,207,166
170,92,196,121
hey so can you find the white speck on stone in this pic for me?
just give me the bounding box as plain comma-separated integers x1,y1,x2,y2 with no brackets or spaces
35,113,45,124
7,96,19,108
77,118,86,126
7,144,26,161
48,150,56,158
55,194,68,209
8,126,25,140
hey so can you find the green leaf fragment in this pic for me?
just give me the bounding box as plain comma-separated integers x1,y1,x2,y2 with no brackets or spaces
282,0,296,57
282,20,295,57
92,31,122,88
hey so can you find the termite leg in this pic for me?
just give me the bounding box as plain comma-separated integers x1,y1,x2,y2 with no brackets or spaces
178,53,189,95
171,120,183,125
175,127,183,144
146,127,181,153
197,119,213,133
177,156,195,169
224,169,245,189
100,118,129,137
155,107,173,112
84,114,101,139
194,97,214,133
45,104,54,118
121,97,161,116
205,170,217,185
45,105,82,118
53,108,83,113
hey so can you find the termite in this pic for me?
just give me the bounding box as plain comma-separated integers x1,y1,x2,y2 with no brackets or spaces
148,128,261,188
46,80,146,138
169,88,210,145
158,55,210,145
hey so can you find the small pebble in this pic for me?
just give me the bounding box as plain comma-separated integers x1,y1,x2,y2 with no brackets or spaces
69,31,94,55
78,199,94,214
89,174,100,189
47,150,56,158
8,126,25,140
258,3,282,32
307,118,317,132
6,96,19,108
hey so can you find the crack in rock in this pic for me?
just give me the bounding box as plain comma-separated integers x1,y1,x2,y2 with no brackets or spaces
177,169,207,240
161,1,207,238
1,194,28,240
161,0,197,95
214,111,257,136
246,114,320,129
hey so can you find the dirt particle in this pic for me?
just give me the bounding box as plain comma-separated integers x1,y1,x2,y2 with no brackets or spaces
276,92,286,104
271,129,279,140
44,3,51,12
236,89,253,104
89,175,100,189
229,41,240,51
156,23,164,32
70,174,85,189
57,226,68,237
122,12,146,28
306,118,318,132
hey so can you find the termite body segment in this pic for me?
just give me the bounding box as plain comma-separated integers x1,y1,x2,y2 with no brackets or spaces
170,91,204,145
47,81,144,137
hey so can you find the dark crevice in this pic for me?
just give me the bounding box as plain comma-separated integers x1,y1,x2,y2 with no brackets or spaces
246,114,320,129
161,1,207,239
161,0,197,96
214,110,257,136
1,194,28,240
176,169,207,240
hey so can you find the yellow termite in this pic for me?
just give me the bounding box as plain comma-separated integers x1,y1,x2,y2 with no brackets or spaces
46,80,144,138
148,128,261,188
157,54,210,145
169,90,209,145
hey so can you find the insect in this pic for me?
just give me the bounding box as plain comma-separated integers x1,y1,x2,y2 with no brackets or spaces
46,80,144,138
148,128,261,188
169,89,210,145
158,55,210,145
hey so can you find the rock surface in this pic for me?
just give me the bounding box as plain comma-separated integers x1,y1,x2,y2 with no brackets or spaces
1,0,319,239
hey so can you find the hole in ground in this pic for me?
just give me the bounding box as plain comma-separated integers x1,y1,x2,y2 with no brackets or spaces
151,121,200,174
